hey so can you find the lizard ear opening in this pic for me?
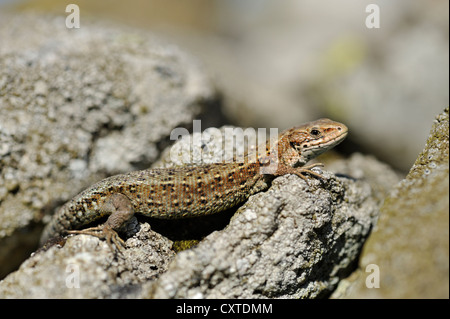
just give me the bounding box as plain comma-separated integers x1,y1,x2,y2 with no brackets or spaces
288,131,306,149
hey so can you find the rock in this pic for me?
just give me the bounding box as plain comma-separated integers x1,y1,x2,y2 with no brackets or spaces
0,222,176,298
0,120,399,298
143,168,380,299
335,108,449,298
0,13,215,279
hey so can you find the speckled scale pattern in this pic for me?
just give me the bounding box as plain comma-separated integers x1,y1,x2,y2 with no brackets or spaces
41,162,266,241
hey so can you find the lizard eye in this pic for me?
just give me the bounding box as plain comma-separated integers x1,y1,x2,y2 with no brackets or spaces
310,129,321,136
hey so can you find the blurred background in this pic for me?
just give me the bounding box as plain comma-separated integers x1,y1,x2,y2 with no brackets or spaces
1,0,448,172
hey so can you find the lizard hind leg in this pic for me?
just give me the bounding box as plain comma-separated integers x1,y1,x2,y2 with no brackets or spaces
67,193,134,253
68,224,127,253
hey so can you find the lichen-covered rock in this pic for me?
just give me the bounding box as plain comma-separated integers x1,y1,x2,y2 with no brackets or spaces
0,13,214,279
0,222,176,298
336,108,449,299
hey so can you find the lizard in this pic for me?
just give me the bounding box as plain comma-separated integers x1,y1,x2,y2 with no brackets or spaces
40,118,348,252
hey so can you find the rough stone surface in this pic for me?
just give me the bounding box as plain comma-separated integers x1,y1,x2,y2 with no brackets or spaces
0,221,175,298
0,120,398,297
334,108,449,299
0,13,214,279
143,170,378,299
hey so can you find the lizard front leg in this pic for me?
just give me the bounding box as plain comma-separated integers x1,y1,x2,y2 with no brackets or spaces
68,193,134,253
273,162,325,184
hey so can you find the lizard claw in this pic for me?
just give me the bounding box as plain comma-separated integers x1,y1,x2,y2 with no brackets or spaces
292,162,325,184
67,225,127,255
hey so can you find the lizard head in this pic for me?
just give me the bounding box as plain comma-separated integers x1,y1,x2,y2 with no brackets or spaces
279,118,348,167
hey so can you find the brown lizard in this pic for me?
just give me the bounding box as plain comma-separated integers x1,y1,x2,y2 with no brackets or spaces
40,118,348,252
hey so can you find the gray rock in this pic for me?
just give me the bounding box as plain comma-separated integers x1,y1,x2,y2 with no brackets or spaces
144,171,377,299
0,13,215,279
0,221,175,299
335,108,449,299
